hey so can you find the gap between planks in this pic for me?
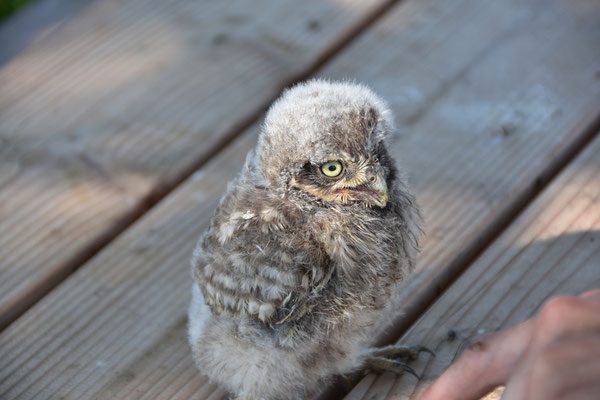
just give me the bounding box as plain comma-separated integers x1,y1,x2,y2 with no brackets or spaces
1,0,599,398
346,128,600,400
375,113,600,346
321,112,600,400
0,0,404,331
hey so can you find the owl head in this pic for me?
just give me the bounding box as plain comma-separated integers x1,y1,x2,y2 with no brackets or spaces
256,79,396,208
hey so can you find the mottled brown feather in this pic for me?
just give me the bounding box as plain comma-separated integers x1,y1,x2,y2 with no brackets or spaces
188,80,422,400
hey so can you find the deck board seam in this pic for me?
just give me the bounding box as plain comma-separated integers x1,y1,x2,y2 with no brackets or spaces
0,0,407,331
324,111,600,399
375,110,600,346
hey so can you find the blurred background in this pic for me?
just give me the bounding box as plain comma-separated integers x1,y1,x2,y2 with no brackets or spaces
0,0,598,399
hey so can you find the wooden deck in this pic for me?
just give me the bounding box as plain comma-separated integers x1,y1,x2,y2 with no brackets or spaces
0,0,599,399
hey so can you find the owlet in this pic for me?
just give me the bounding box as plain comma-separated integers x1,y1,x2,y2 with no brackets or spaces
188,79,423,399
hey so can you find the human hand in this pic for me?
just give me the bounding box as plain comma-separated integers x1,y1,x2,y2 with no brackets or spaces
419,289,600,400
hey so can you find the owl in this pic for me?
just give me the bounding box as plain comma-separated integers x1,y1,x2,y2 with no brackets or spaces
188,80,424,400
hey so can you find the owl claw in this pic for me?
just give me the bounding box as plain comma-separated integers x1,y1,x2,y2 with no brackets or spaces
364,356,421,379
362,344,435,379
370,344,435,361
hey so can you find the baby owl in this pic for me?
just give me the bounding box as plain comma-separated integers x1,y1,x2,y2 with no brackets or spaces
188,80,423,399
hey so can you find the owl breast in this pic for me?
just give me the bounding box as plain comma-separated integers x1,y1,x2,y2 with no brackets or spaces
193,180,416,330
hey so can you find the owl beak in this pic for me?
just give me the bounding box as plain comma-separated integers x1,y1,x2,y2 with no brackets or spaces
363,167,388,208
368,176,388,208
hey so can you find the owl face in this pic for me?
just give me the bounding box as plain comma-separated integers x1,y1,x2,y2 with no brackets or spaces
289,122,390,208
256,80,396,208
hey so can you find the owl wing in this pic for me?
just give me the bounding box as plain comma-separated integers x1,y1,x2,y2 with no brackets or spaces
192,202,333,325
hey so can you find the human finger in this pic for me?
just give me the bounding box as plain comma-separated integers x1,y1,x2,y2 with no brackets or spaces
420,290,600,400
526,295,600,354
579,289,600,301
502,333,600,400
499,292,600,400
419,320,534,400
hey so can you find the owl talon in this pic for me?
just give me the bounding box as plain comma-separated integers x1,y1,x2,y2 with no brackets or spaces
361,344,435,379
364,356,421,379
370,344,436,361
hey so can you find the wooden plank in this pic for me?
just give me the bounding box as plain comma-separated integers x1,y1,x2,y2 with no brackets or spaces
346,128,600,400
1,0,599,398
0,124,257,400
318,0,600,336
0,0,396,329
0,0,95,65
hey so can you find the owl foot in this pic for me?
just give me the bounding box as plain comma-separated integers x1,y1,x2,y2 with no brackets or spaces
370,344,434,361
363,345,435,379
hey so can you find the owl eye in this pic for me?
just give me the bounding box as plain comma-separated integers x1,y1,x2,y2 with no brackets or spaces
320,161,343,178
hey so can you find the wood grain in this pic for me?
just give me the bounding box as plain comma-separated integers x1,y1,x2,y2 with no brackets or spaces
346,128,600,400
1,0,599,398
0,132,257,399
0,0,394,329
318,0,600,332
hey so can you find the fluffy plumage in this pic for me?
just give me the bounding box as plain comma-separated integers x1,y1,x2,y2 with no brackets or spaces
188,80,422,399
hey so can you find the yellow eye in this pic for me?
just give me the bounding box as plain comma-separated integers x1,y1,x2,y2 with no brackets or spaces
320,161,343,177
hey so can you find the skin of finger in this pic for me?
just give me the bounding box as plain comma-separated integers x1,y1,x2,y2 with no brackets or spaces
502,295,600,399
527,295,600,354
418,320,534,400
565,381,600,400
418,289,600,400
579,289,600,301
501,334,600,400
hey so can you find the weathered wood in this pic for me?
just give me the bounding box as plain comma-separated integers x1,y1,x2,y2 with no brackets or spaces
0,131,257,399
319,0,600,339
0,0,395,329
346,132,600,400
1,0,599,398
